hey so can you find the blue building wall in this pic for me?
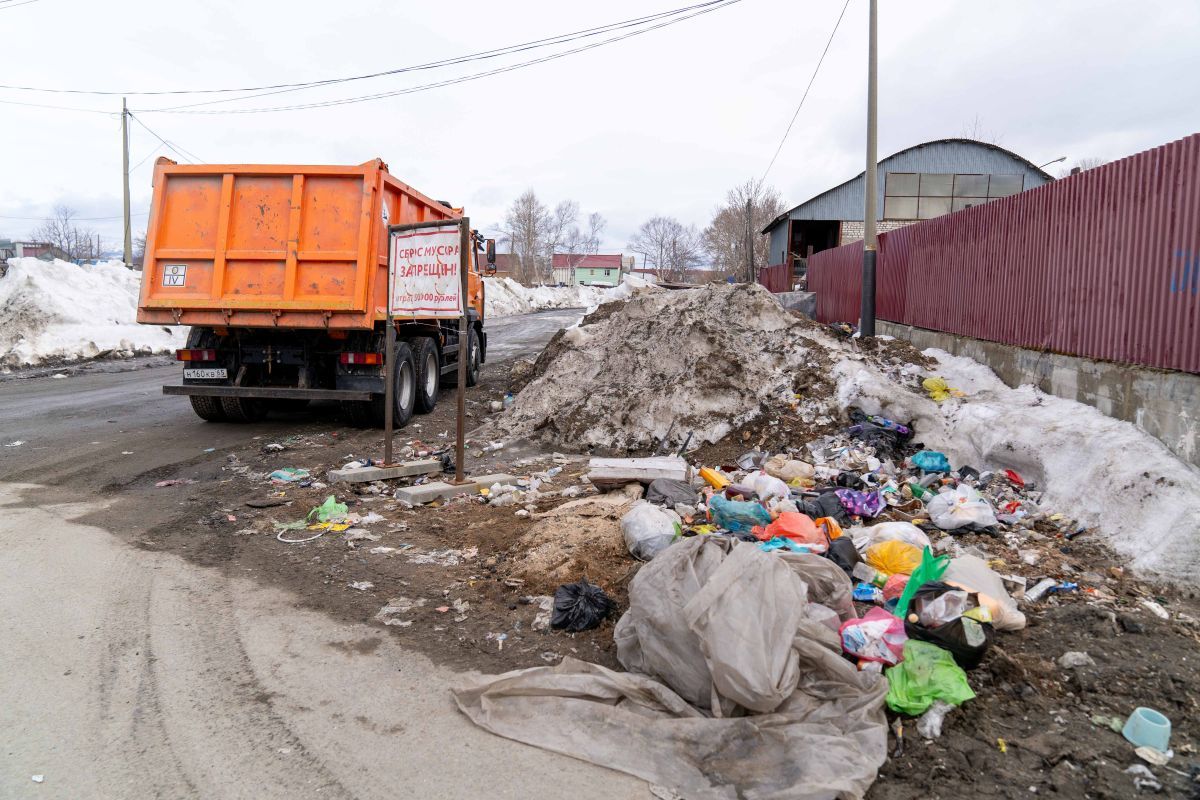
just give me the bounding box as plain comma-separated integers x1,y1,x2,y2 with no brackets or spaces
766,139,1054,264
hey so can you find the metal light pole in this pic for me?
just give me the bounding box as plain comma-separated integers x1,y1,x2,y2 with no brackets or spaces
858,0,878,338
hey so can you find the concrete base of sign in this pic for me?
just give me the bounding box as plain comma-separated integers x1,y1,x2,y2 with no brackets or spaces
394,473,518,505
328,459,442,484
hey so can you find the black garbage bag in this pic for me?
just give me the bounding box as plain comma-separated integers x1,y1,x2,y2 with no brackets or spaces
646,478,700,508
903,581,994,670
551,579,616,632
825,537,861,577
800,490,850,526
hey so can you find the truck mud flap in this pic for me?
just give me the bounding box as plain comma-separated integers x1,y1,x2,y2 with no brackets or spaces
164,386,374,401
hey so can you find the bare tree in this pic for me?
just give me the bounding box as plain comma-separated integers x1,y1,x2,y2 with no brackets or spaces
629,216,702,282
499,190,550,284
702,179,785,282
561,212,607,271
30,205,105,261
1058,157,1109,178
959,115,1004,146
133,231,147,268
541,200,579,276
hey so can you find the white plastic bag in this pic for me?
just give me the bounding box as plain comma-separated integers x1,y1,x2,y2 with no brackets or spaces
764,454,816,483
927,485,998,530
620,501,681,561
746,470,790,502
944,555,1026,631
853,520,932,551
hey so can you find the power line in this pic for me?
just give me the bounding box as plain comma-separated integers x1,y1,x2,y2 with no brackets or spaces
0,0,730,98
0,0,42,11
126,112,204,162
140,0,741,115
130,142,166,171
760,0,851,183
0,211,148,221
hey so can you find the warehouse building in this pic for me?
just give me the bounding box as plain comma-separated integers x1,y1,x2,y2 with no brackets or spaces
762,138,1054,280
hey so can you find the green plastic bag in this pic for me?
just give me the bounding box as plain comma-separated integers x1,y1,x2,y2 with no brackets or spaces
893,545,949,620
307,495,348,523
885,640,976,715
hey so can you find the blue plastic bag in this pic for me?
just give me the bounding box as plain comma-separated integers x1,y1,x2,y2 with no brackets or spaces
911,450,950,473
708,494,771,533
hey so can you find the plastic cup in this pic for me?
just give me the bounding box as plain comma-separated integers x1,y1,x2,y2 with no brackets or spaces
1122,707,1171,753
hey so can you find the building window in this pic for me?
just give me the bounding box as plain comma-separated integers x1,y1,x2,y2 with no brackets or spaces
883,172,1025,220
604,269,612,276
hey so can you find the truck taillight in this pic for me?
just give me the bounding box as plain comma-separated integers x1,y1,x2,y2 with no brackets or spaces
176,349,217,361
340,352,382,365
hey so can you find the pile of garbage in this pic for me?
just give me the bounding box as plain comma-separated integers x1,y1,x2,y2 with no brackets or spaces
456,401,1191,798
488,283,827,452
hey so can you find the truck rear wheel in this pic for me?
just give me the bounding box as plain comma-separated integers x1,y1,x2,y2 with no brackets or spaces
221,396,267,423
189,395,228,422
345,341,416,428
465,327,481,387
413,337,440,414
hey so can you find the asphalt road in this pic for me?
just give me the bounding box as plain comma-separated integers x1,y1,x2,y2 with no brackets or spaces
0,309,651,800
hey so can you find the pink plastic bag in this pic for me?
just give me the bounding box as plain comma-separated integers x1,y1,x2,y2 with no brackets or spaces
839,607,908,665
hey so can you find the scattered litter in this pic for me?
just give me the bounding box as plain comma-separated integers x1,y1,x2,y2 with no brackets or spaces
1124,764,1162,792
307,495,348,523
407,547,477,567
4,440,24,447
348,581,374,591
1141,599,1170,620
270,468,311,484
375,596,424,626
155,479,196,488
31,775,44,783
550,579,615,632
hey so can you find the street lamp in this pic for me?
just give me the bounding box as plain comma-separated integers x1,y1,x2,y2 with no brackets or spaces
1038,156,1067,169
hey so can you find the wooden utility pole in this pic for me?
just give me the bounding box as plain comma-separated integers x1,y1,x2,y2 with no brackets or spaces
121,98,133,268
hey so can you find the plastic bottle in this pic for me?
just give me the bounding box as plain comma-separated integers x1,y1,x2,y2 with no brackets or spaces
852,562,888,588
503,392,514,410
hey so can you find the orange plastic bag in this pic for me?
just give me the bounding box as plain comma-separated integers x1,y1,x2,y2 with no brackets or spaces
865,540,922,576
814,517,843,541
761,512,822,547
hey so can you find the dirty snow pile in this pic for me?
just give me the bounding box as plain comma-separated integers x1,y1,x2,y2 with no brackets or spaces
484,274,657,318
492,283,813,451
831,344,1200,582
0,258,180,366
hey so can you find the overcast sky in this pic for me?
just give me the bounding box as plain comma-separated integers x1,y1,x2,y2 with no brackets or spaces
2,0,1197,254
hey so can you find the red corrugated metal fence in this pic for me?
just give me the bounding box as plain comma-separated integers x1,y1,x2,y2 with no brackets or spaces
757,263,790,293
807,133,1200,373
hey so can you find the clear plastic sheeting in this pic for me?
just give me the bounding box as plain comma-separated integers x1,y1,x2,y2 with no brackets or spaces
454,537,888,800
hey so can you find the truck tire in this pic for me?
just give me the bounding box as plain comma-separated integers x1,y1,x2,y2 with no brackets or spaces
413,337,440,414
391,341,417,427
465,326,481,387
189,395,228,422
221,396,267,422
345,341,417,428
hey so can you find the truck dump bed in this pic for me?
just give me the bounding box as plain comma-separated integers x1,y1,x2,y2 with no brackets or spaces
137,159,458,330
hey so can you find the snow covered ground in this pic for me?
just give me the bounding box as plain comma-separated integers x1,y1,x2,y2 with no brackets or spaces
0,258,181,367
834,348,1200,582
484,274,656,318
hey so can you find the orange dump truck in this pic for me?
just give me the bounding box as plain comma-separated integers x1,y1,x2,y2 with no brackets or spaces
137,158,492,426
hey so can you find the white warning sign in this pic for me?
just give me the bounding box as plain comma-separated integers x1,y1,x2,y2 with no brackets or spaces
388,225,463,318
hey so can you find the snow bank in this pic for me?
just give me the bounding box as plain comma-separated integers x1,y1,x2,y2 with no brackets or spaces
834,348,1200,582
484,274,658,318
0,258,180,366
491,283,811,452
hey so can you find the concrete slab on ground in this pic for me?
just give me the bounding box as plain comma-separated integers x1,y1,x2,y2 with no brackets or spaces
394,473,518,505
328,459,442,483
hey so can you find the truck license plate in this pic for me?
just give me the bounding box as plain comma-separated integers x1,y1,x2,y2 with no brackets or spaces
184,368,227,380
